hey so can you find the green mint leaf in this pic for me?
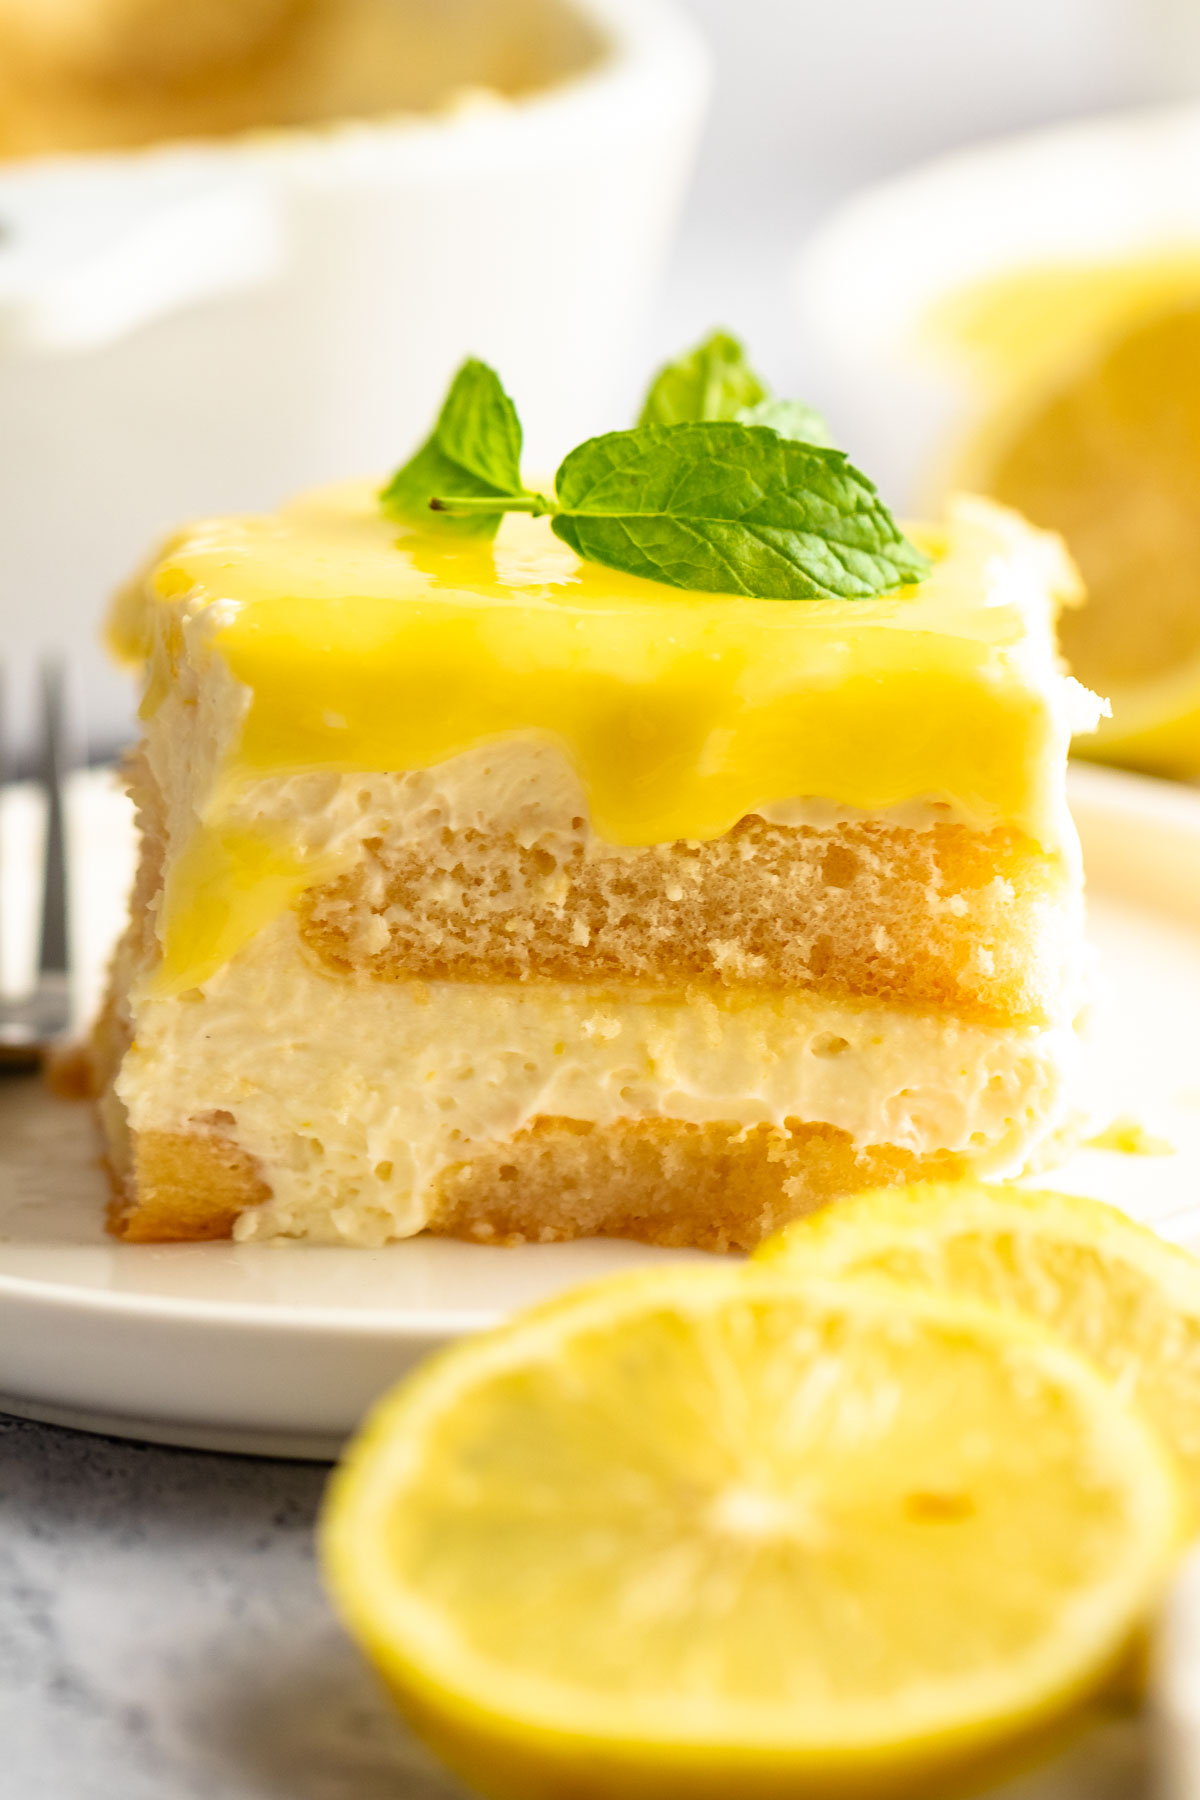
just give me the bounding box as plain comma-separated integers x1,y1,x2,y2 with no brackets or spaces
380,358,526,537
385,347,929,601
382,439,501,537
549,423,930,600
436,357,524,492
638,330,768,427
736,396,835,449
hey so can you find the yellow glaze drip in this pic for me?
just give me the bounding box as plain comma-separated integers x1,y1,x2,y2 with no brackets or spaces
116,482,1088,992
156,825,346,994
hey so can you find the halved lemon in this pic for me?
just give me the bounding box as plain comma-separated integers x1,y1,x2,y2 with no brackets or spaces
796,112,1200,777
759,1181,1200,1527
959,295,1200,777
322,1263,1177,1800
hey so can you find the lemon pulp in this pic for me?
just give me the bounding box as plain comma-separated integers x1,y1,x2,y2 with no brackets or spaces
322,1264,1176,1800
933,257,1200,775
759,1180,1200,1528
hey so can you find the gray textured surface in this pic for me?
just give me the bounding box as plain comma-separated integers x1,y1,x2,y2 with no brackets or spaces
0,1412,1156,1800
0,1415,462,1800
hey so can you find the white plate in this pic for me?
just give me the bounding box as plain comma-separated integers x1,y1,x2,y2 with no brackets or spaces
3,760,1200,1460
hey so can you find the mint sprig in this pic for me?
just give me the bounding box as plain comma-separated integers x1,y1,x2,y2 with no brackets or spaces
638,330,835,449
380,358,530,536
550,425,926,599
638,329,767,427
737,396,834,449
386,345,930,600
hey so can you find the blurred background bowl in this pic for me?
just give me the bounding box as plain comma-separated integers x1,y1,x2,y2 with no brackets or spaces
0,0,709,759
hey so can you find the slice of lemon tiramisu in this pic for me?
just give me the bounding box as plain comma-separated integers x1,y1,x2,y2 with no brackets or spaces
91,340,1103,1248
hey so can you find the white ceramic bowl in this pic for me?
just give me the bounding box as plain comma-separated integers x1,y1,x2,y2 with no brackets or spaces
0,0,710,753
793,102,1200,511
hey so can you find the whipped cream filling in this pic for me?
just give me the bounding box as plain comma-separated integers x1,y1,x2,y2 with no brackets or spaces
197,733,1085,886
117,914,1078,1246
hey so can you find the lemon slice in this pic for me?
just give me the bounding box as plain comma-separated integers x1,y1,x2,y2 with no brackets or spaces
960,298,1200,776
759,1181,1200,1527
322,1264,1177,1800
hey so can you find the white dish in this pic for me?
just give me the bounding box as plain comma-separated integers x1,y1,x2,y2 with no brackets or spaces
0,759,1199,1460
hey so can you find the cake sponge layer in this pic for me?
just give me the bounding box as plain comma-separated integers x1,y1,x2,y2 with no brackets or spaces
133,730,1083,1024
432,1118,966,1253
112,1115,966,1252
301,810,1076,1028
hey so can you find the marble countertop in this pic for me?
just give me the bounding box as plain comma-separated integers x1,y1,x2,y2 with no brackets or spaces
1,1413,1154,1800
0,1415,464,1800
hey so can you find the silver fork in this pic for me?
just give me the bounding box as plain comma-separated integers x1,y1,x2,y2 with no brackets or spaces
0,660,73,1065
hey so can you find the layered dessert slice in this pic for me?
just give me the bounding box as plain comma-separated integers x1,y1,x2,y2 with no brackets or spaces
92,473,1100,1249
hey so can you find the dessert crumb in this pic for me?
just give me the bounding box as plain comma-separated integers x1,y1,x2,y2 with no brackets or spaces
1086,1116,1174,1157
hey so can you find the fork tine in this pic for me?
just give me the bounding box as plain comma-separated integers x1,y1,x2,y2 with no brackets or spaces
0,659,73,1063
37,658,69,983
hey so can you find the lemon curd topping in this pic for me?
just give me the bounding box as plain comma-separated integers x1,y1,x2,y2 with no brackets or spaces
112,482,1097,993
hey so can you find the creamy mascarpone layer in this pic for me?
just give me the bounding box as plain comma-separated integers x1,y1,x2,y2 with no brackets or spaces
116,914,1078,1246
